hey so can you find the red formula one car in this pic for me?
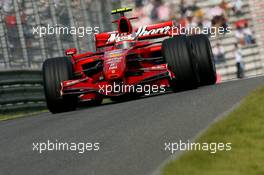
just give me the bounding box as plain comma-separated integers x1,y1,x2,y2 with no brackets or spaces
42,8,216,113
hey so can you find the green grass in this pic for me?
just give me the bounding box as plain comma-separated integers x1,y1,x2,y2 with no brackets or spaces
163,85,264,175
0,110,47,121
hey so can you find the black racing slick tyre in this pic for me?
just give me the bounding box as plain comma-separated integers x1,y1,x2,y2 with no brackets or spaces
162,35,199,91
42,57,77,113
189,34,216,86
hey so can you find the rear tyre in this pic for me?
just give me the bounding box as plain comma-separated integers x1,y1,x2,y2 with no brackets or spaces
189,34,216,85
42,57,77,113
162,35,199,91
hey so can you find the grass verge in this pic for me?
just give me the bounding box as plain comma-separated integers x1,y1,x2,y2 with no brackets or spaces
163,85,264,175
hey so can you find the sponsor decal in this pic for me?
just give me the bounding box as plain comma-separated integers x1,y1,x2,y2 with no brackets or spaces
106,25,171,43
136,26,171,37
104,50,123,70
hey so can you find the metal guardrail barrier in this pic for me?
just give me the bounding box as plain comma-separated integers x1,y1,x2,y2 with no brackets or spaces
0,70,46,113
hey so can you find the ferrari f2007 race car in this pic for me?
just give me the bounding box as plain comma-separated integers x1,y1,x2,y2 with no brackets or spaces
42,7,216,113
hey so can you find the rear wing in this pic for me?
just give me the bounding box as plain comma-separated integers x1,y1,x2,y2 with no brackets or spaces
95,21,175,49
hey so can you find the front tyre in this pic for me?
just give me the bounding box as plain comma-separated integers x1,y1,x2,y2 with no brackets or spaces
189,34,216,85
162,35,199,91
42,57,77,113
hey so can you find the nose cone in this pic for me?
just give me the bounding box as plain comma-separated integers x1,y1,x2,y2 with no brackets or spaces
104,51,126,80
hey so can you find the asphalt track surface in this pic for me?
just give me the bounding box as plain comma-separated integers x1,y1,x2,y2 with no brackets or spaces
0,76,264,175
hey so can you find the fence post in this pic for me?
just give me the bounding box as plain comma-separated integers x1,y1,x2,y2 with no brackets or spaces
13,0,30,67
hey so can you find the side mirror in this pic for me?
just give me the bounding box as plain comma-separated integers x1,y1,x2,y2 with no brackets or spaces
65,48,77,56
